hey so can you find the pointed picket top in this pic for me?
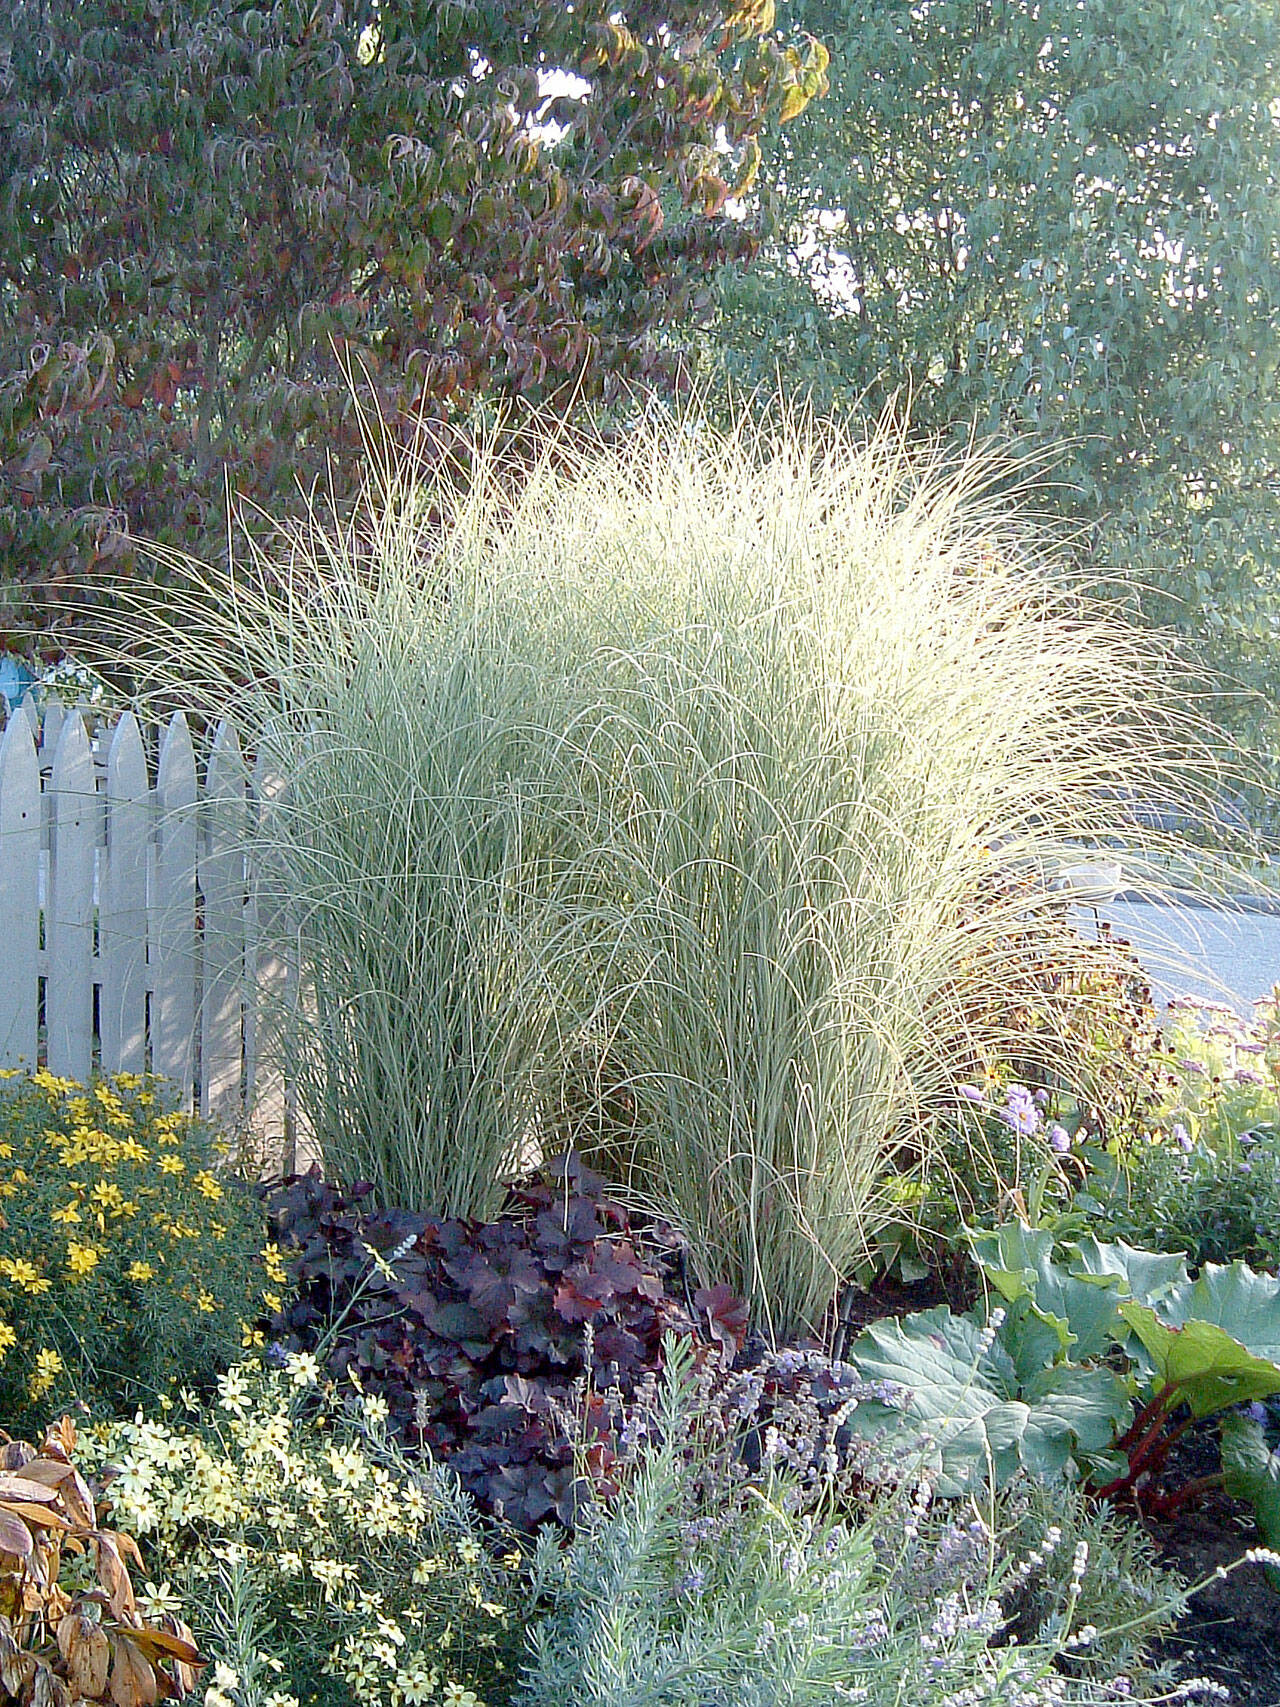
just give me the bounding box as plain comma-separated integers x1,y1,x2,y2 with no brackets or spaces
17,693,39,737
39,695,64,764
107,710,149,798
0,708,41,1068
100,712,151,1077
51,705,93,789
46,710,98,1084
0,697,39,797
158,709,197,807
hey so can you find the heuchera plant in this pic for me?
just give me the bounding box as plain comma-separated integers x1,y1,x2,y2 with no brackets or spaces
262,1155,749,1529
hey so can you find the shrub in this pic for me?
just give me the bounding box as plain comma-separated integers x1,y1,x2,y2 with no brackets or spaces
1079,992,1280,1270
83,1357,524,1707
0,1413,201,1707
0,1069,263,1433
518,1334,1188,1707
117,406,1224,1337
262,1156,747,1530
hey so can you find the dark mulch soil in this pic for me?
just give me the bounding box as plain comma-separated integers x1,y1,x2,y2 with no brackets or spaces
1142,1452,1280,1707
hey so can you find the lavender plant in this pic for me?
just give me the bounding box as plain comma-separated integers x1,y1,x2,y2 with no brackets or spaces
516,1335,1196,1707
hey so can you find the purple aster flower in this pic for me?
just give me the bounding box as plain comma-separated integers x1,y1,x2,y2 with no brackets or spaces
1048,1124,1071,1154
958,1085,986,1106
1002,1084,1040,1137
1172,1123,1193,1153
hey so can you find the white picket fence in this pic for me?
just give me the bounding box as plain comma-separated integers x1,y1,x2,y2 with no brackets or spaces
0,698,290,1146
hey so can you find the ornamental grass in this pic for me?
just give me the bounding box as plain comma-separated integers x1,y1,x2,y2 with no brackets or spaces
112,405,1223,1338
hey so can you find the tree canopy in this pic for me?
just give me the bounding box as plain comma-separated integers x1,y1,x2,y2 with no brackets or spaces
708,0,1280,766
0,0,827,641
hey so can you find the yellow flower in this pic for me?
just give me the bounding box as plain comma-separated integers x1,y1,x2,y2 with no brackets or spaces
241,1324,265,1350
158,1155,184,1176
0,1256,51,1295
261,1245,288,1285
127,1261,157,1283
11,1168,28,1186
33,1068,78,1096
117,1138,148,1164
197,1291,216,1313
262,1290,283,1314
51,1202,82,1225
29,1346,64,1398
0,1142,11,1159
194,1170,223,1201
0,1319,16,1359
65,1242,101,1278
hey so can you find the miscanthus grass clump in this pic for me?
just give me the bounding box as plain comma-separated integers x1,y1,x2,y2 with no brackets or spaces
113,405,1224,1337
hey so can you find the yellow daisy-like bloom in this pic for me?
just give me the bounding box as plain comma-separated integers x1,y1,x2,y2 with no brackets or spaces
261,1245,288,1285
33,1068,78,1096
0,1256,52,1295
51,1202,82,1225
0,1142,11,1159
117,1138,148,1164
262,1290,283,1314
194,1170,223,1201
0,1319,16,1358
158,1155,185,1176
127,1260,157,1283
29,1346,64,1397
65,1242,102,1278
197,1291,216,1313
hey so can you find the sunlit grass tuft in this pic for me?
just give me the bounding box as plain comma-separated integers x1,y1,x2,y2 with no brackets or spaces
109,405,1227,1333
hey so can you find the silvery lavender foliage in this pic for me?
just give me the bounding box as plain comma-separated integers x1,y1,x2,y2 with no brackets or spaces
516,1336,1194,1707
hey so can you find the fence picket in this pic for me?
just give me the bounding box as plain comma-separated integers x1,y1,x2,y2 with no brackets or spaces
0,713,41,1068
152,712,198,1104
100,713,150,1076
0,704,290,1149
201,720,248,1123
46,712,98,1083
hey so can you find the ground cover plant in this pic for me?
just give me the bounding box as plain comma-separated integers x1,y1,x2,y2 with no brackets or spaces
519,1334,1197,1707
838,1222,1280,1556
111,405,1228,1345
84,1358,524,1707
0,1069,263,1435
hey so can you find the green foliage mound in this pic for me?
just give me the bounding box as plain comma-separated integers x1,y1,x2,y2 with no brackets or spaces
0,1069,262,1434
84,1358,524,1707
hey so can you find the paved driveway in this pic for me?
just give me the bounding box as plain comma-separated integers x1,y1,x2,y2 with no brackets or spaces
1073,899,1280,1017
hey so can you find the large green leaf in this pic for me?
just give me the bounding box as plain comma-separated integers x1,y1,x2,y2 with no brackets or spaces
969,1222,1125,1361
1116,1305,1280,1417
1158,1264,1280,1364
845,1305,1125,1494
1067,1237,1190,1310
